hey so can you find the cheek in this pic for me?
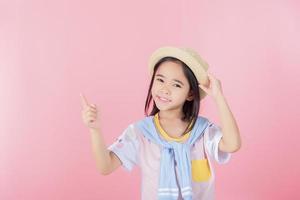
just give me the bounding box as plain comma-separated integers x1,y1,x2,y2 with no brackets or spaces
151,83,158,93
151,85,156,96
175,89,190,100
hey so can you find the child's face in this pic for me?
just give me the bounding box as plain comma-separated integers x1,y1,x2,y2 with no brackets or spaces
151,61,193,112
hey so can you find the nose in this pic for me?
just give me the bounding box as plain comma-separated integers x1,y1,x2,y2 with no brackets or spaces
159,85,171,95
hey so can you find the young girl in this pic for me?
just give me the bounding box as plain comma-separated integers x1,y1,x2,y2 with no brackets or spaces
80,46,241,200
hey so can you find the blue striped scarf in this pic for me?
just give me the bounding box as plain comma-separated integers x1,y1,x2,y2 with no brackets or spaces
136,115,209,200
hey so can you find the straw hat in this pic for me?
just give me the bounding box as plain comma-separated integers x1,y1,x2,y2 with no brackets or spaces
148,46,210,100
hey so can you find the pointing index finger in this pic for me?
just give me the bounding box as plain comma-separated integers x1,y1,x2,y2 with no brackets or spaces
80,93,89,108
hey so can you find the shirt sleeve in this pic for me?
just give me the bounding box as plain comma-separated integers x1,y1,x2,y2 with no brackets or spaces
204,122,231,164
107,124,139,171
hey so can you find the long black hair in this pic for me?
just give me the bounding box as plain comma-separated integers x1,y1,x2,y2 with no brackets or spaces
144,56,202,133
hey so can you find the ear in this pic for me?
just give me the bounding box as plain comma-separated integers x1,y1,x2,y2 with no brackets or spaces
186,91,194,101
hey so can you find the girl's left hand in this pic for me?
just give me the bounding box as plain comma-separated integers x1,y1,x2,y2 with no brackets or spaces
198,72,224,100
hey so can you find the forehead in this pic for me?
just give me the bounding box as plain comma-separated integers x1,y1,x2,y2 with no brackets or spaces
155,61,188,82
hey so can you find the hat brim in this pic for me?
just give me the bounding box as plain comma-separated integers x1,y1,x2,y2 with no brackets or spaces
148,46,209,100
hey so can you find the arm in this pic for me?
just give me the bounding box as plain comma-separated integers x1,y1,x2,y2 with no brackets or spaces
214,94,242,153
90,128,122,175
198,72,241,153
80,93,121,175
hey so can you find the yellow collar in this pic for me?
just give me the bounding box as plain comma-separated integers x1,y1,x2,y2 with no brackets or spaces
153,113,193,142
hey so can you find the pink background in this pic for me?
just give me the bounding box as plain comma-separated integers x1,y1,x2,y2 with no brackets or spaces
1,0,299,199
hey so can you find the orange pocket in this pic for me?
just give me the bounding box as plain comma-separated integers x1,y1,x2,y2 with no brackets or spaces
191,159,211,182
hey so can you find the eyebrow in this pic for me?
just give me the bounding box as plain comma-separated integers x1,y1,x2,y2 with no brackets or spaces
155,74,185,86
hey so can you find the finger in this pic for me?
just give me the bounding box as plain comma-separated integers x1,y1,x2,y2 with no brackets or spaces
80,93,89,108
83,115,96,122
83,111,96,120
86,113,97,119
207,74,218,84
207,72,217,80
84,118,95,123
84,110,97,116
90,103,97,109
83,105,97,112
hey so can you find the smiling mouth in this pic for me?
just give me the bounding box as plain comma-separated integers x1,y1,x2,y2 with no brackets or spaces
157,95,171,103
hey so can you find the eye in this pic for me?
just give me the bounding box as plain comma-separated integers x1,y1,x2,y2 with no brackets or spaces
156,78,164,82
174,84,182,88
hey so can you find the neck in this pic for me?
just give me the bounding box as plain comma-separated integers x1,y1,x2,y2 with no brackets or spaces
158,110,184,121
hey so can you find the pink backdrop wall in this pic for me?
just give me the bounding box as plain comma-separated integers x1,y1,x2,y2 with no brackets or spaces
1,0,299,199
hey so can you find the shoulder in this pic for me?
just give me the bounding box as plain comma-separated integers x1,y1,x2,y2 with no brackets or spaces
196,115,210,123
131,115,155,130
124,116,150,129
194,116,218,140
135,115,153,124
195,115,213,129
123,116,152,138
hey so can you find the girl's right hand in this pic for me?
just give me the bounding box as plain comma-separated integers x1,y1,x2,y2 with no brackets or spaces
80,93,101,130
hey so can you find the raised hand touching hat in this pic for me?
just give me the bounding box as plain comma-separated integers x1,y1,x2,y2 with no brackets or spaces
198,72,224,100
